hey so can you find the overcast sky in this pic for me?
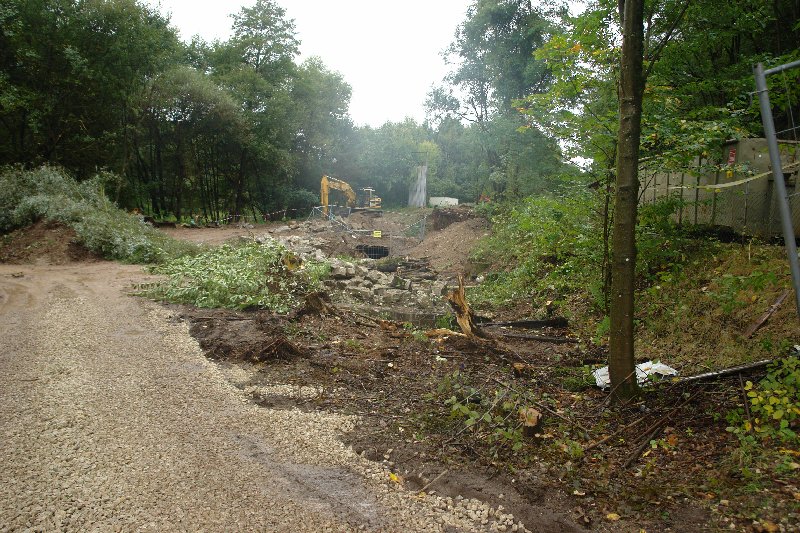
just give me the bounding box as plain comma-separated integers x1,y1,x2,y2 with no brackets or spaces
144,0,472,127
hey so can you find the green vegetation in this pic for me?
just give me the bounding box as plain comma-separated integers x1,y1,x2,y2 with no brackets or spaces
432,370,547,457
0,166,198,263
728,357,800,444
141,241,329,313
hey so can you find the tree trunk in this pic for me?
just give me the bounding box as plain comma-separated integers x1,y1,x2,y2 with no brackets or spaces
609,0,645,402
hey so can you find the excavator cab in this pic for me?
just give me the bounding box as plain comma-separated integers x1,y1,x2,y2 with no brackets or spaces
358,188,382,210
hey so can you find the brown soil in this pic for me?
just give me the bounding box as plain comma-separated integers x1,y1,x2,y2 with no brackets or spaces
0,220,100,265
408,217,490,276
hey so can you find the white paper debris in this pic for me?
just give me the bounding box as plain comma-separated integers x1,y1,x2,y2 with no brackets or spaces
593,360,678,389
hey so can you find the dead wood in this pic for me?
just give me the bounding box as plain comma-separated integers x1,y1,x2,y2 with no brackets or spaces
743,290,789,338
290,292,337,320
497,332,577,344
446,275,487,338
482,317,569,329
622,425,664,469
679,358,775,383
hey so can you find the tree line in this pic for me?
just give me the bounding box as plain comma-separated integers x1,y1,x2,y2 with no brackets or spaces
0,0,570,221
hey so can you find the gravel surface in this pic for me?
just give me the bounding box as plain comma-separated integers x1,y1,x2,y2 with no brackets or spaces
0,263,529,532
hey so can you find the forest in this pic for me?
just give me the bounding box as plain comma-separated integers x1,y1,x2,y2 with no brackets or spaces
3,0,795,223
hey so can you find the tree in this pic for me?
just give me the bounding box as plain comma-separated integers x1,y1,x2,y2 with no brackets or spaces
0,0,181,175
290,57,353,192
608,0,645,401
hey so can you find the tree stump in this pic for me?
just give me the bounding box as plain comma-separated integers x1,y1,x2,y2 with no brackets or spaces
445,275,487,338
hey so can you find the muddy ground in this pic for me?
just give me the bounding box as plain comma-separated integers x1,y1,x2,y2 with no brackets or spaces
2,209,798,533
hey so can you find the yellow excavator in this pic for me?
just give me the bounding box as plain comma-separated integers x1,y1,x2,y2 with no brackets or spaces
320,175,381,216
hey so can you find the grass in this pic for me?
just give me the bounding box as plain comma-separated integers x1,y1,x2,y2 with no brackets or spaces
635,242,796,374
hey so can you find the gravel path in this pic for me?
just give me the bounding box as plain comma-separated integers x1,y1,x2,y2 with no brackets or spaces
0,263,528,532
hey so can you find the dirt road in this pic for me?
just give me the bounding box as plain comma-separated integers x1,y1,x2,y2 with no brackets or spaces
0,262,523,532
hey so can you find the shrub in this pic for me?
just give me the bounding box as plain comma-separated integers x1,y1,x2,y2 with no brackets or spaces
0,165,197,263
727,355,800,445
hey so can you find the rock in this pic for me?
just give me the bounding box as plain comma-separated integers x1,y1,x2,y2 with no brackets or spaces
390,275,412,291
331,266,349,279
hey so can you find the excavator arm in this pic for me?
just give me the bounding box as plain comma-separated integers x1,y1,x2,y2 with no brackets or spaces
321,175,357,215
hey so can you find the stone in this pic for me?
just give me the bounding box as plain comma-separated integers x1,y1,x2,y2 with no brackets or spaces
390,275,412,291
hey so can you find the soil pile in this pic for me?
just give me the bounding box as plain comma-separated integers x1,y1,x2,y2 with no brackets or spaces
408,217,490,275
0,220,98,265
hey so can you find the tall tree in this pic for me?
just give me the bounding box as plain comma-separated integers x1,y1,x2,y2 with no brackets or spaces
0,0,180,175
608,0,645,400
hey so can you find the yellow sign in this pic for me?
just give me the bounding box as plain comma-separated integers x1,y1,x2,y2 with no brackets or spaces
372,230,382,238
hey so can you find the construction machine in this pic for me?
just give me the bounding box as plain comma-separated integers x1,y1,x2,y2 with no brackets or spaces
320,175,382,216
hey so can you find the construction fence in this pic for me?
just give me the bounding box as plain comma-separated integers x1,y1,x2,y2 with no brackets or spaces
640,138,800,239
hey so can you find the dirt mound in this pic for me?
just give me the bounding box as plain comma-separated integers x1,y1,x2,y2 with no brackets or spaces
188,310,304,363
430,206,476,230
408,217,490,275
0,220,99,265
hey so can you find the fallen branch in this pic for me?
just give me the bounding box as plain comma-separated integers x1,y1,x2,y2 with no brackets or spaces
679,359,774,383
497,332,577,344
192,316,254,321
590,388,704,456
743,290,789,338
419,469,450,493
622,425,664,469
583,417,646,453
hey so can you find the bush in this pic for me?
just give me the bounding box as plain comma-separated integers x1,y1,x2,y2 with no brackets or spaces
729,356,800,444
470,193,602,307
0,165,198,263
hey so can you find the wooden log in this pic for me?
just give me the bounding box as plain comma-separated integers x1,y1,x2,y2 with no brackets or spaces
482,317,569,329
497,332,578,344
743,290,790,338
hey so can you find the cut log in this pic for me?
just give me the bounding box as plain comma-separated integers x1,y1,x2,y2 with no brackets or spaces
445,275,487,338
289,292,336,320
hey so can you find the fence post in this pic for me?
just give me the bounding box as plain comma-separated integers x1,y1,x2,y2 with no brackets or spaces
755,62,800,320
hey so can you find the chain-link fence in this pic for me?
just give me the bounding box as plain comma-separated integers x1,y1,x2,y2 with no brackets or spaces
640,138,800,238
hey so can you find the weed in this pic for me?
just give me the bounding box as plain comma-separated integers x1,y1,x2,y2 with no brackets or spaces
436,370,546,456
727,355,799,448
435,312,456,330
343,339,364,352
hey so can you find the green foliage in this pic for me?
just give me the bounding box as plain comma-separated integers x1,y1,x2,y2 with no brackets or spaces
142,240,329,312
437,370,544,456
435,312,456,330
728,356,800,444
709,271,779,315
470,193,602,307
0,166,197,263
402,322,429,343
635,198,715,281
